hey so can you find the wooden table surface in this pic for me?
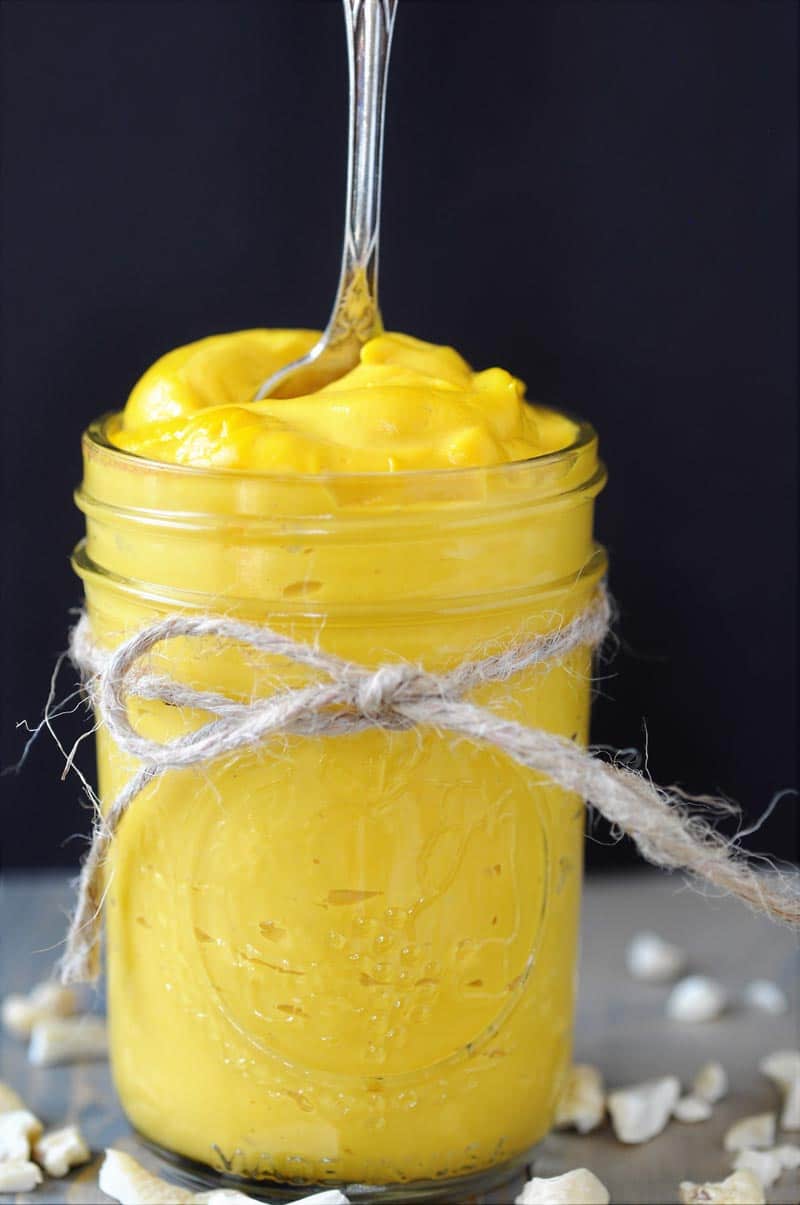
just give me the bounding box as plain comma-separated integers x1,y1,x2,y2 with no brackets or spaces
1,869,797,1205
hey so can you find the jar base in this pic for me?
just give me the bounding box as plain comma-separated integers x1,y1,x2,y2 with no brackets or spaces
138,1132,537,1203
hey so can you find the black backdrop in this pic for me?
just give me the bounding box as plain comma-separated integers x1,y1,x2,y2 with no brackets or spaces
1,0,796,869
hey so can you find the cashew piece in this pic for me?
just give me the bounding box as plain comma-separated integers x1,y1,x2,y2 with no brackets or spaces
666,975,727,1022
774,1143,800,1170
691,1060,728,1104
28,1015,107,1066
626,932,686,982
33,1123,91,1177
742,979,788,1016
99,1150,351,1205
99,1148,195,1203
0,1159,44,1192
515,1167,610,1204
0,1109,43,1162
607,1075,680,1144
731,1148,783,1188
673,1095,712,1123
760,1049,800,1130
554,1064,606,1134
723,1113,777,1152
678,1169,765,1204
2,980,79,1039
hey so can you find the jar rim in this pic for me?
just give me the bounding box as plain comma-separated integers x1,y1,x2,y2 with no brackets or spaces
85,407,598,486
77,408,606,615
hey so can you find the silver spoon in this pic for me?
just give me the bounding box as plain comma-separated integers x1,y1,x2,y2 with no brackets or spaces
255,0,398,400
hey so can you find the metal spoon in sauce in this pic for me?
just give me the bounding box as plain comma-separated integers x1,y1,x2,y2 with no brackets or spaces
255,0,398,400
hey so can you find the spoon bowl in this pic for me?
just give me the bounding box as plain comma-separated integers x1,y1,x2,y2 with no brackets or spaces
255,0,398,400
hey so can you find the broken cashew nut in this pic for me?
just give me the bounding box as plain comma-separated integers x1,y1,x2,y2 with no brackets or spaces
0,1109,43,1162
2,981,79,1040
28,1015,108,1066
515,1168,610,1204
99,1149,352,1205
692,1060,728,1104
607,1076,680,1144
99,1149,195,1204
731,1148,783,1189
0,1160,44,1193
742,979,788,1016
774,1143,800,1170
666,975,727,1022
760,1049,800,1131
34,1123,91,1178
673,1095,712,1123
731,1142,800,1188
723,1113,777,1152
554,1064,605,1134
679,1169,765,1204
626,932,686,982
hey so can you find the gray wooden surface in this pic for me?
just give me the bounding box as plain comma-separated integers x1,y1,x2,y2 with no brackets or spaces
1,869,797,1205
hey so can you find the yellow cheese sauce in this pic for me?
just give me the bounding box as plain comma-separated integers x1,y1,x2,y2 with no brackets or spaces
77,328,605,1191
109,329,576,472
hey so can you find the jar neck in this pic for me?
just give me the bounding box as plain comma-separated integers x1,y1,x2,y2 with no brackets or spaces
75,416,606,617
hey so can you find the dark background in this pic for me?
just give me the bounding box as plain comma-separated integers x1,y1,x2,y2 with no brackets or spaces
1,0,796,869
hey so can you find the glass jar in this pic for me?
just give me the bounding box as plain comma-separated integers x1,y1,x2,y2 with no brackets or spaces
73,414,606,1201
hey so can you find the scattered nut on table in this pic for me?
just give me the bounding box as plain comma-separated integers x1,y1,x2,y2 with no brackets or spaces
2,980,79,1039
673,1095,712,1123
742,978,788,1016
666,975,727,1022
28,1014,108,1066
607,1075,680,1144
692,1060,728,1104
33,1122,91,1178
625,931,687,982
553,1064,606,1134
0,1158,44,1193
0,1108,43,1161
731,1147,783,1188
759,1048,800,1130
678,1169,765,1204
774,1143,800,1170
99,1149,352,1205
731,1141,800,1184
723,1112,777,1152
100,1149,197,1203
515,1167,610,1204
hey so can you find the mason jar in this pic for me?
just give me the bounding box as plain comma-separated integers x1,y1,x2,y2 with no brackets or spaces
73,412,606,1201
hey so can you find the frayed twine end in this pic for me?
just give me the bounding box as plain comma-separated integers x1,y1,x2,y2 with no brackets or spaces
51,588,799,983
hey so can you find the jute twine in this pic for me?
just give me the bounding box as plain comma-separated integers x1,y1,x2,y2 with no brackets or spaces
62,586,799,983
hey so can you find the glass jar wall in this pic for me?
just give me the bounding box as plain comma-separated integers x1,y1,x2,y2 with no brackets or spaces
73,417,606,1199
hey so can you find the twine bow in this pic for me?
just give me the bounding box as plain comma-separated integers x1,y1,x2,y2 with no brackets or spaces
62,587,799,983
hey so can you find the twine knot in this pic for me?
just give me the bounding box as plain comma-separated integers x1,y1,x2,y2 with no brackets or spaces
354,663,425,722
59,584,799,984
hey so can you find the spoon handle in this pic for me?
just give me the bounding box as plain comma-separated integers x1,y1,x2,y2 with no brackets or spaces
254,0,397,400
329,0,397,344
